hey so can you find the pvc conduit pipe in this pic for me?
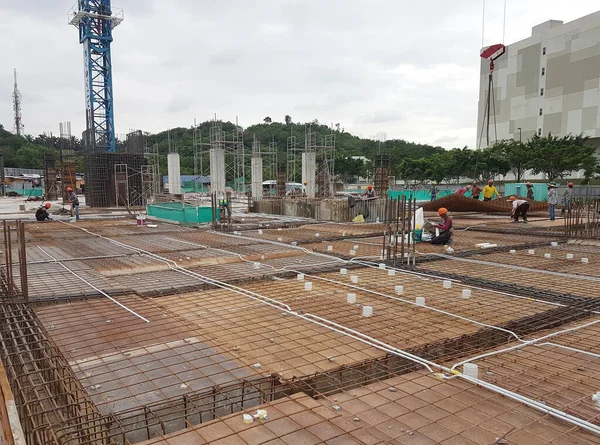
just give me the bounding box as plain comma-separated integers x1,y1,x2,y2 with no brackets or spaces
36,246,150,323
62,223,600,436
297,271,522,341
451,317,600,371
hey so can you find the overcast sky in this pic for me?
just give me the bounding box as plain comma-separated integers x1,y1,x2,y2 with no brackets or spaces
0,1,598,149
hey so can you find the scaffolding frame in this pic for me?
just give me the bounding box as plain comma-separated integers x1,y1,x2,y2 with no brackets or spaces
305,126,335,198
286,135,301,184
193,125,211,193
59,122,77,204
143,143,161,196
210,120,247,194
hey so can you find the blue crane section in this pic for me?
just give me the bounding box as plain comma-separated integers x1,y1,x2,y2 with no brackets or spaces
69,0,123,152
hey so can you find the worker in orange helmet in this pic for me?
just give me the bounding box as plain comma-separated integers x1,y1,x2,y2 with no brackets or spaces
561,181,575,215
430,207,453,245
508,196,529,223
35,202,52,221
362,185,376,200
525,182,534,200
455,184,471,196
67,187,80,221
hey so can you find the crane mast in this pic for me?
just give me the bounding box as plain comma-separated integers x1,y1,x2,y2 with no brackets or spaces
68,0,123,152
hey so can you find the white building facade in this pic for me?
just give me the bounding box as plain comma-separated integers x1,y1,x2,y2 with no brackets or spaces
477,12,600,153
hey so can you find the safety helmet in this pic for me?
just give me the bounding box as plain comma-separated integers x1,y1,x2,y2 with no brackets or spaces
568,182,574,188
367,185,373,190
466,185,471,190
303,182,307,185
66,187,73,192
488,179,494,184
508,196,516,201
44,202,51,209
437,207,448,216
526,182,531,186
548,183,556,187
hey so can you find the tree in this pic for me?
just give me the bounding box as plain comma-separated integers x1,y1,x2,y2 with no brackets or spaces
494,139,529,182
284,115,292,125
471,144,510,182
335,156,367,182
263,117,272,124
527,134,597,180
428,151,458,184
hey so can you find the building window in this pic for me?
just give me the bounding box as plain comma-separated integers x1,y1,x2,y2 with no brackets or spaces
538,128,542,136
542,67,545,76
543,47,546,55
539,108,543,116
540,88,544,96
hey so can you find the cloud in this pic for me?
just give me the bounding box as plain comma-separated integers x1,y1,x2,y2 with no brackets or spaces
0,0,598,149
356,110,403,125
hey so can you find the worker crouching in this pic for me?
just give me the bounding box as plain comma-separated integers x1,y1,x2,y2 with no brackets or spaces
35,202,52,221
431,207,452,245
508,196,529,223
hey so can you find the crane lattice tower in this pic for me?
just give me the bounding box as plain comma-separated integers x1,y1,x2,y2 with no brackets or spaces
68,0,123,152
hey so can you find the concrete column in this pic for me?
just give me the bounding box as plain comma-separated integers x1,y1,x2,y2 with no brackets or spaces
209,147,226,196
167,153,181,194
301,152,316,198
251,156,263,199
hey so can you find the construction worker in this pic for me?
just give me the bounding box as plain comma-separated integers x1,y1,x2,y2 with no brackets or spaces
547,183,558,221
508,196,529,223
455,185,471,196
526,182,534,200
431,207,452,245
360,185,376,219
362,185,376,199
430,182,439,201
471,182,482,200
482,179,500,201
35,202,52,221
67,187,80,221
561,182,574,214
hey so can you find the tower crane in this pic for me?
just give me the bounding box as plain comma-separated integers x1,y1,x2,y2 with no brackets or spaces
68,0,123,152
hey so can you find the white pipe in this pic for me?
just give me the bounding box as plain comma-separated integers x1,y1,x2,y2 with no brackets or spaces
297,271,522,341
59,223,600,436
457,374,600,436
428,253,600,282
353,258,568,309
36,246,150,323
451,317,600,371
